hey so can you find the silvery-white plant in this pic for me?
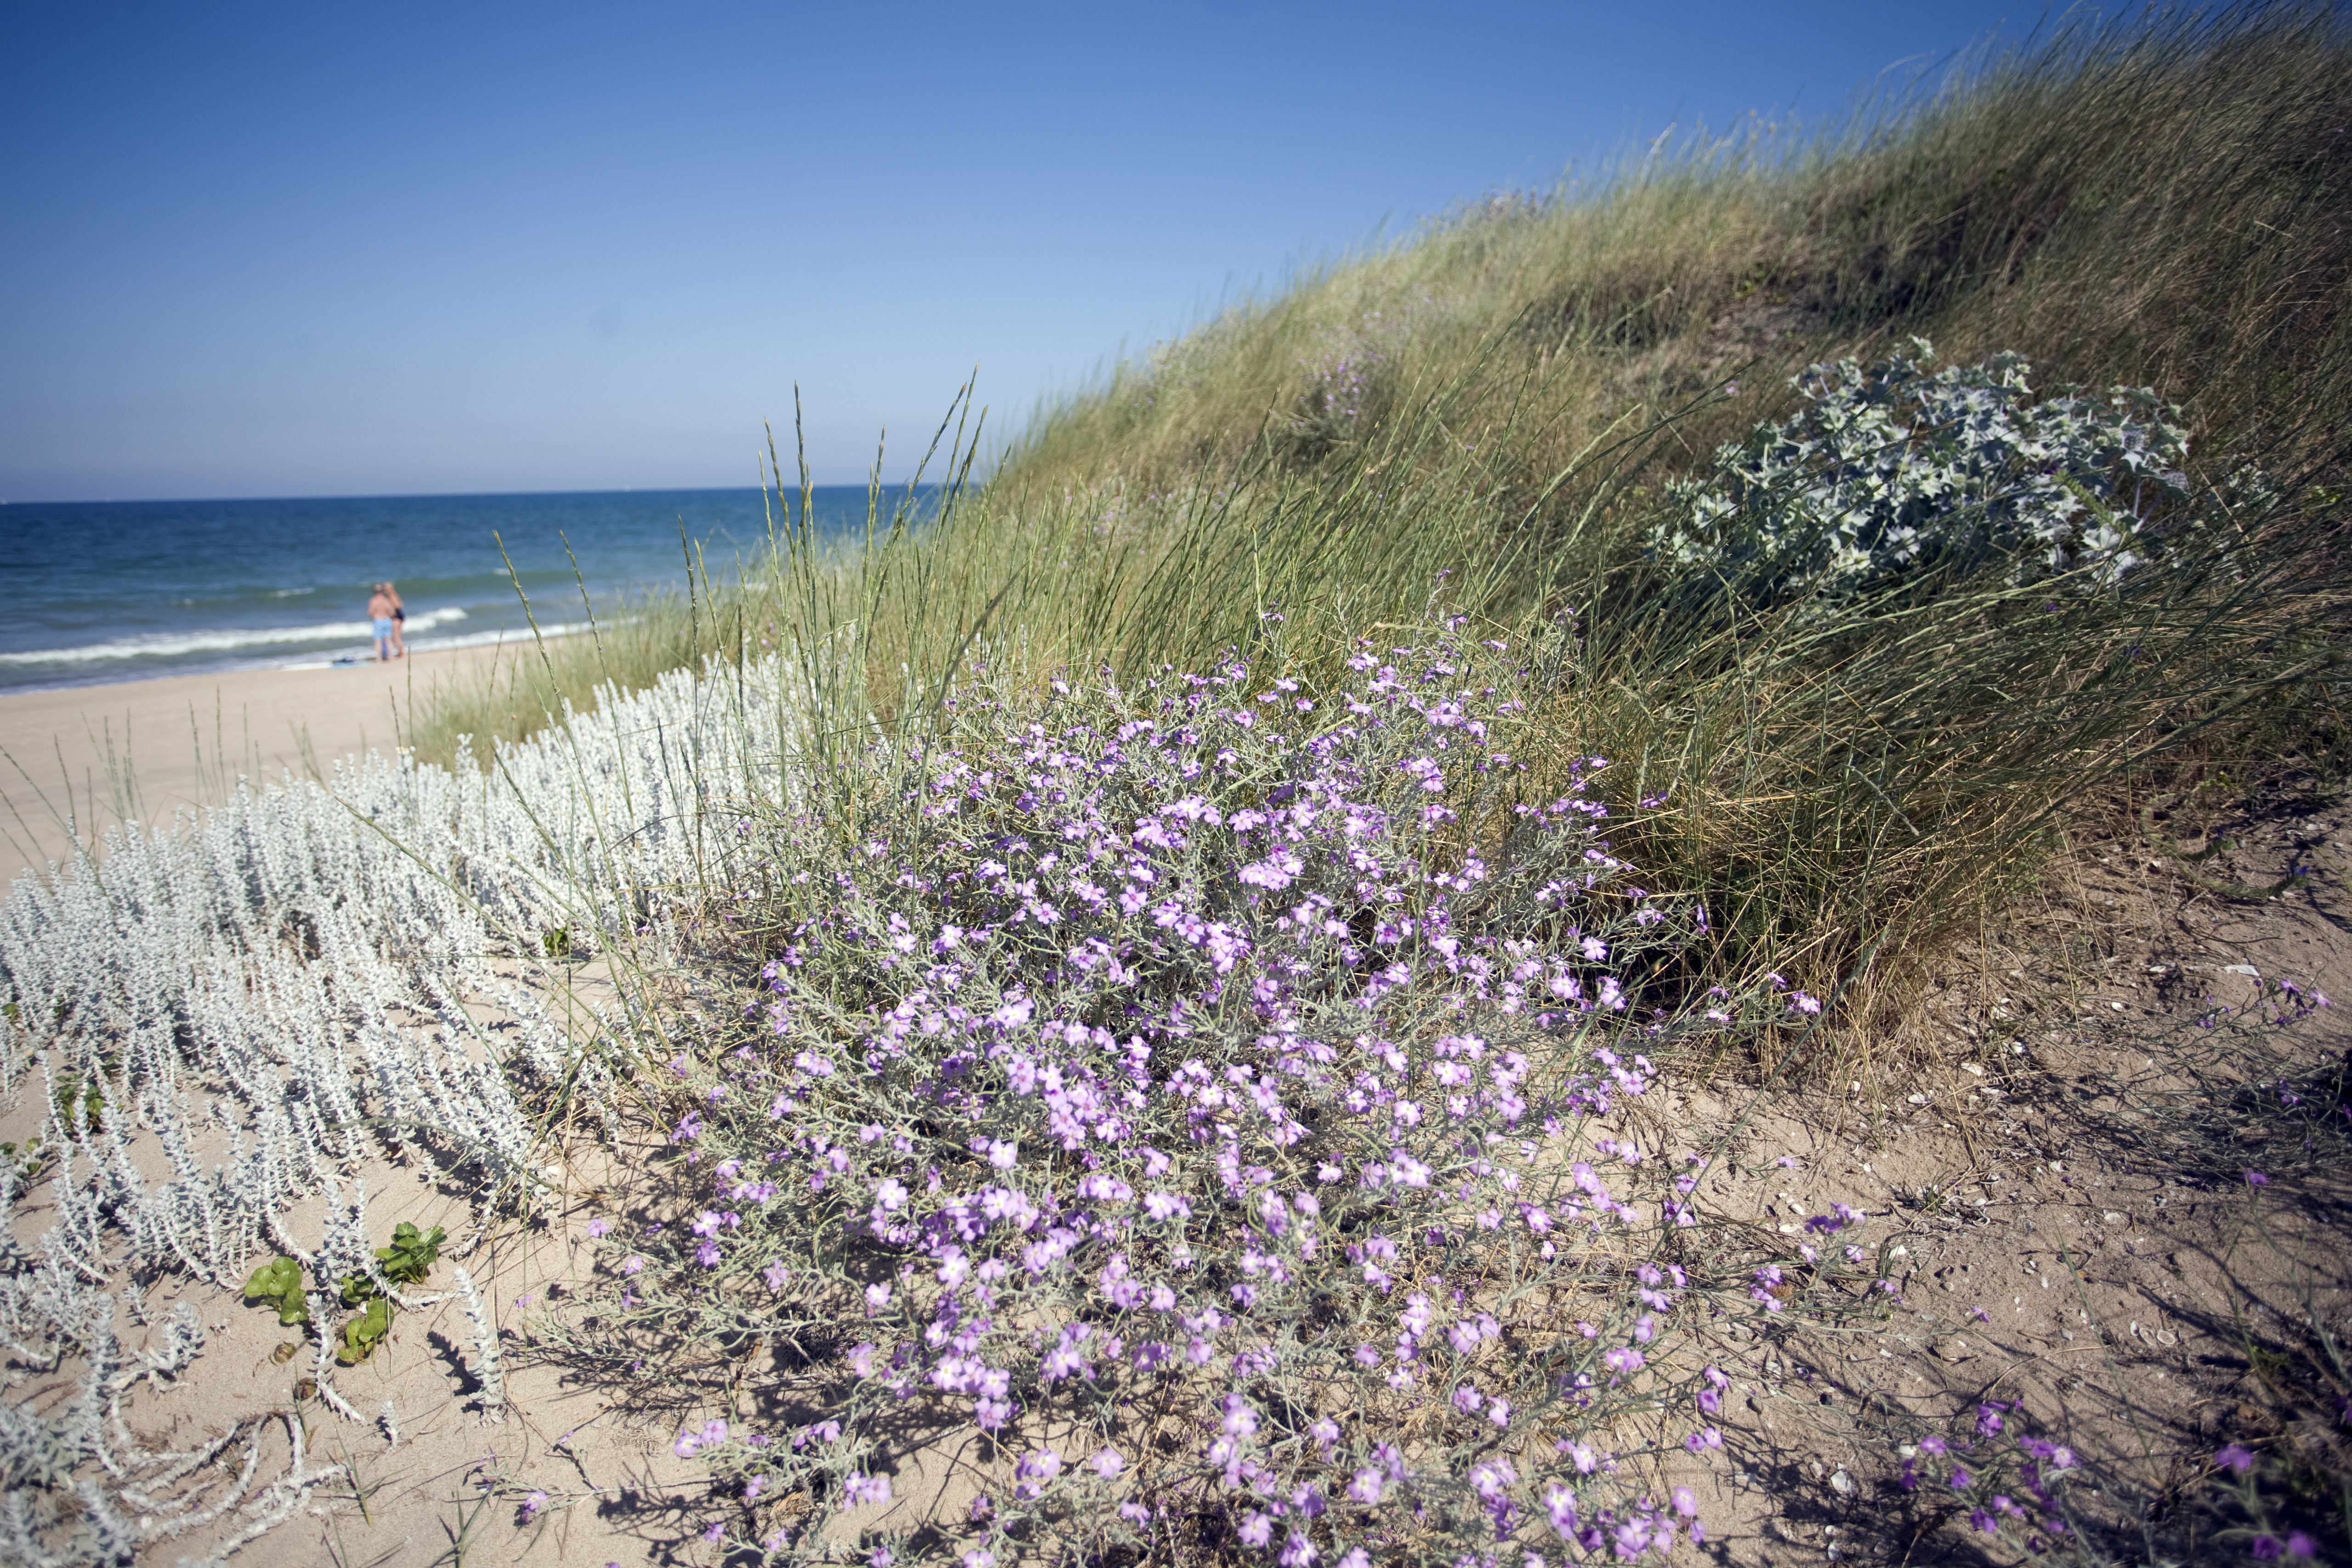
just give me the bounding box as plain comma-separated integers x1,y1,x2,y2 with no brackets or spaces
1649,339,2249,609
452,1264,505,1422
0,1278,346,1567
0,651,818,1548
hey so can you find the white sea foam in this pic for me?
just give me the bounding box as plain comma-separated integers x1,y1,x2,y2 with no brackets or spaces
0,606,470,664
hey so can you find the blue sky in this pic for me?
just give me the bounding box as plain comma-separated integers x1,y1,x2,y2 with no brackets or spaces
1,1,2043,501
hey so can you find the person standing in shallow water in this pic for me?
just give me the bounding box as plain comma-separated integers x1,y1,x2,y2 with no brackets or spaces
384,580,407,658
368,582,396,662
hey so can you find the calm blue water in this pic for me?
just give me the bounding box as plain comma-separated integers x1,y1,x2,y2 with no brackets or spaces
0,486,927,691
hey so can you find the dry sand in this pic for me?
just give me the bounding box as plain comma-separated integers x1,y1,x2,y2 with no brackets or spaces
0,639,549,880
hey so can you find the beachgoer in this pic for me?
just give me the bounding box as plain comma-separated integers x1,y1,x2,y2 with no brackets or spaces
368,583,396,662
385,581,407,658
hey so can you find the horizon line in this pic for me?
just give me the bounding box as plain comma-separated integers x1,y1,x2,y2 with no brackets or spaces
0,479,947,508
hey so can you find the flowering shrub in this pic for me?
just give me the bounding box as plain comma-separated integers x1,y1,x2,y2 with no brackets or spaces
599,622,1897,1564
1650,340,2216,610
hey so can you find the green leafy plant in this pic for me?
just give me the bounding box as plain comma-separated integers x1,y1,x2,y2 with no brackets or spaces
244,1223,445,1359
0,1133,45,1183
329,1222,446,1365
376,1221,446,1287
242,1256,310,1327
335,1296,393,1366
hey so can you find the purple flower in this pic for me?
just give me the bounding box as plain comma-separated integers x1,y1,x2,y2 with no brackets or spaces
1014,1447,1062,1500
842,1473,892,1509
2216,1443,2257,1477
2245,1169,2271,1187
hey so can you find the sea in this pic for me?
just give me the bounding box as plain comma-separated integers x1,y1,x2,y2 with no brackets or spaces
0,486,922,693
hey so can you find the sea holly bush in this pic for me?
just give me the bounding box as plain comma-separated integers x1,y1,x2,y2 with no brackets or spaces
1649,340,2229,612
592,620,1898,1564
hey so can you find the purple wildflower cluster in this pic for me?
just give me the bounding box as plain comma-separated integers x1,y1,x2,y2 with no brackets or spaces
605,624,1833,1563
1901,1405,2327,1562
1899,1406,2078,1553
1292,347,1386,442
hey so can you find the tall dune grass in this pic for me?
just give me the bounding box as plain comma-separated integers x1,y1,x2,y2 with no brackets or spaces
410,3,2352,1080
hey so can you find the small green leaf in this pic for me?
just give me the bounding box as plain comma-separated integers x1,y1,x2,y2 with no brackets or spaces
335,1296,394,1365
243,1256,311,1325
375,1222,445,1286
243,1256,301,1301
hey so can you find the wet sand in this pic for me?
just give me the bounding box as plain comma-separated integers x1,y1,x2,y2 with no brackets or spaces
0,639,548,879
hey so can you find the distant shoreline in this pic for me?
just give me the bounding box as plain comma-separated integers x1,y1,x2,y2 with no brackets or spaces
0,621,596,698
0,485,930,697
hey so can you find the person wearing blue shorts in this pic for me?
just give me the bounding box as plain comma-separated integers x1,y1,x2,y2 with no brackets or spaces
368,582,396,662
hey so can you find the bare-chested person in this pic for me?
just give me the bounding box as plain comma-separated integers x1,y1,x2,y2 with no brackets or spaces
368,583,396,662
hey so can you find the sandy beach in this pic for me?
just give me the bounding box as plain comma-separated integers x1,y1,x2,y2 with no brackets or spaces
0,639,546,879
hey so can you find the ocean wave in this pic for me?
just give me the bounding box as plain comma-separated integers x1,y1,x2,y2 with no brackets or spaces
0,607,470,665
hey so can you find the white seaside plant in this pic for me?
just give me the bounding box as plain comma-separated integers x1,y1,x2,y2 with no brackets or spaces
0,652,814,1562
1647,340,2255,611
